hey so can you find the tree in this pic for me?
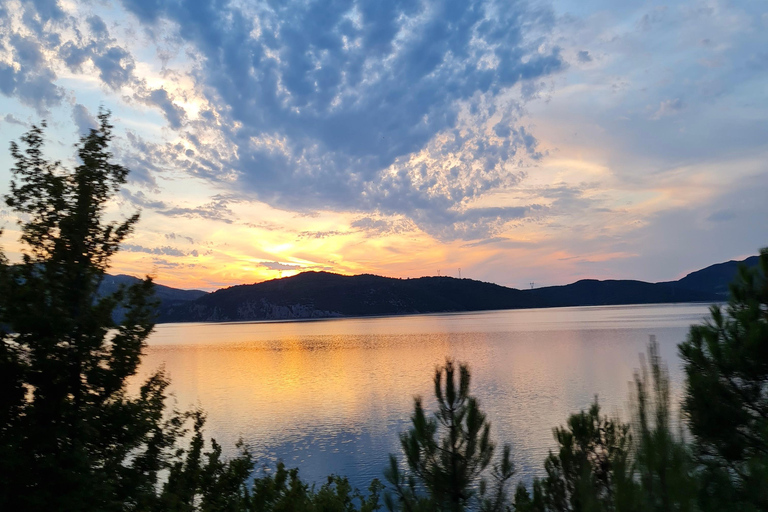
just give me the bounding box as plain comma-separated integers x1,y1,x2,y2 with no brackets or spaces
250,463,383,512
0,113,187,510
679,248,768,511
384,360,515,512
631,337,697,512
535,400,634,512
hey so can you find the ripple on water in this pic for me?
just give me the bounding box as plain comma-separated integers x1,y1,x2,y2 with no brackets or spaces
133,304,708,489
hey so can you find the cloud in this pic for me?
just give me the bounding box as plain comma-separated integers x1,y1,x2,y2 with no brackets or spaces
0,35,64,114
121,243,191,257
142,88,185,129
92,46,135,90
59,42,94,72
158,200,235,224
149,258,200,270
120,189,238,224
577,50,592,63
113,0,564,239
351,217,416,236
3,114,27,126
0,0,570,241
259,261,303,271
576,171,768,283
165,232,195,244
72,103,97,134
652,98,684,119
11,35,45,68
26,0,65,23
461,236,510,248
706,209,737,223
0,64,63,114
115,132,165,190
19,0,66,38
86,15,109,38
297,230,345,240
120,189,167,210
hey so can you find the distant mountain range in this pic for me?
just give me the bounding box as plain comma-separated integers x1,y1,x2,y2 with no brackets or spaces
98,274,207,323
100,274,208,305
137,254,760,324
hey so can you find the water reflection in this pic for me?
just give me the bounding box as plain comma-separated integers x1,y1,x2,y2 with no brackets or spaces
134,303,711,488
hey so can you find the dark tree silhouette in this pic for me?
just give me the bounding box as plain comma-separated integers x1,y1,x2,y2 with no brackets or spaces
537,400,633,512
0,113,183,510
631,338,697,512
385,360,514,512
679,248,768,511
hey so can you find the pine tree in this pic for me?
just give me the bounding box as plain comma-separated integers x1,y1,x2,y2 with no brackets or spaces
0,113,181,510
631,337,697,512
679,248,768,511
385,360,515,512
536,400,634,512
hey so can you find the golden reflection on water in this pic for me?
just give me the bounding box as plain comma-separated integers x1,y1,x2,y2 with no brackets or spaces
133,304,710,486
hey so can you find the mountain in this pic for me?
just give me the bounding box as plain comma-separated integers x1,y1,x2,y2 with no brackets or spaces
664,255,761,298
157,272,548,323
523,279,715,308
154,254,760,323
98,274,207,321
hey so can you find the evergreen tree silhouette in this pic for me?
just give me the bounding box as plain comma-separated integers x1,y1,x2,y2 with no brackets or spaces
385,360,514,512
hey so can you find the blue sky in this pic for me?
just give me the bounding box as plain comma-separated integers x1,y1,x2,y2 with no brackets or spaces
0,0,766,290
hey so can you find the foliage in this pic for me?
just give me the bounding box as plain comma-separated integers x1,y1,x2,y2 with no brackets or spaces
385,360,515,512
250,464,382,512
534,400,634,512
679,248,768,511
159,417,383,512
631,337,697,512
513,478,547,512
0,113,176,510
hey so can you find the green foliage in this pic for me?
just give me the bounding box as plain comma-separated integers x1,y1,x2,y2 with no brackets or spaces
679,248,768,511
0,113,175,510
631,337,697,512
535,400,634,512
385,360,515,512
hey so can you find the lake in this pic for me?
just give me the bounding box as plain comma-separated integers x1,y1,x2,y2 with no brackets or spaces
135,303,713,490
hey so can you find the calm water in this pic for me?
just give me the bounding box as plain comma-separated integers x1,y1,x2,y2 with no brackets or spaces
135,303,713,489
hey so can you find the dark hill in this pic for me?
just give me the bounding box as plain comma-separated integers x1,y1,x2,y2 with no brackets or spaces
524,279,714,307
665,255,760,298
158,272,546,322
154,253,761,323
100,274,207,306
98,274,207,323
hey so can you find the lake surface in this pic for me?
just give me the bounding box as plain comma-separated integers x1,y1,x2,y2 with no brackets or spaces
135,303,713,489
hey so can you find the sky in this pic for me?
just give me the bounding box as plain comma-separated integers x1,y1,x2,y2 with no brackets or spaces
0,0,766,291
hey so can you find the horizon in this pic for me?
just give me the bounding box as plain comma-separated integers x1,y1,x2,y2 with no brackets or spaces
131,250,757,293
0,0,766,291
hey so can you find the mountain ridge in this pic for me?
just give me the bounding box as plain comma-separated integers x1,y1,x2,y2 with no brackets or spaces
152,254,761,323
